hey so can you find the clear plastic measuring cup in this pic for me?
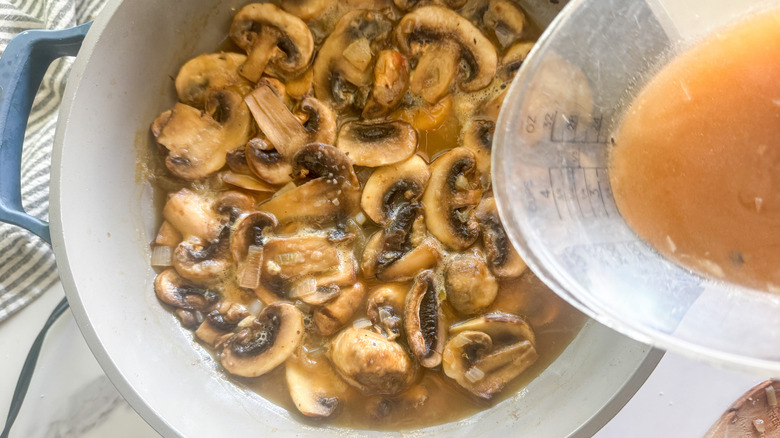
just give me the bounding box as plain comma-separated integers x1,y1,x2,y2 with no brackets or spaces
494,0,780,374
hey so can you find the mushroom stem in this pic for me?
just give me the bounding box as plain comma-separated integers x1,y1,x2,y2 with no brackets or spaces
240,27,284,82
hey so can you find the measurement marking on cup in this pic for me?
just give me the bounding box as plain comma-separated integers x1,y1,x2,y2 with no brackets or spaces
547,167,612,220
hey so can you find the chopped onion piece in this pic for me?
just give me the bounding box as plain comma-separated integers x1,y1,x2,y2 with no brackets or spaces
768,386,778,406
354,212,367,225
277,252,301,266
465,366,485,383
352,318,373,330
247,299,264,317
378,308,393,323
194,311,205,324
290,277,317,299
151,245,173,267
343,38,372,71
238,245,263,289
237,315,256,329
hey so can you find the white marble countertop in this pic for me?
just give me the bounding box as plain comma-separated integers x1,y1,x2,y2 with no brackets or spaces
0,281,767,437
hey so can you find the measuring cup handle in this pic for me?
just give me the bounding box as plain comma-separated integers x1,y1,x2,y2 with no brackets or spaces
0,22,92,245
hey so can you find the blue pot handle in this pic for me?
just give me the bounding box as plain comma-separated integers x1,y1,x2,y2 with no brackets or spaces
0,22,92,245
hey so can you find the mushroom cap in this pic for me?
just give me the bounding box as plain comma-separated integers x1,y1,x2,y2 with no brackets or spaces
230,3,314,78
246,137,294,185
313,10,393,109
475,197,527,278
162,188,222,241
422,147,483,250
154,89,252,180
292,142,360,189
337,120,418,168
361,155,430,225
500,41,534,81
172,227,232,283
153,268,220,312
220,302,305,377
443,312,538,399
395,6,498,93
444,249,499,315
285,348,349,418
300,97,337,145
313,281,367,336
174,52,252,108
230,211,278,263
461,119,495,189
405,270,447,368
328,326,417,395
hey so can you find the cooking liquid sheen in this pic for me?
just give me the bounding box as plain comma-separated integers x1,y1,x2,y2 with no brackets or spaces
610,10,780,291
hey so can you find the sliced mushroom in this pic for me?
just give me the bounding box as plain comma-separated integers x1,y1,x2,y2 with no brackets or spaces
292,142,360,192
361,155,430,225
337,120,417,168
361,203,440,281
173,226,232,282
226,146,252,175
261,233,341,293
220,302,305,377
162,189,222,241
286,347,349,418
154,220,182,248
231,211,278,289
154,89,252,180
299,97,337,145
328,326,417,395
246,137,294,185
230,3,314,82
461,119,494,189
174,52,253,107
444,249,498,315
395,6,498,103
280,0,332,21
362,50,410,119
482,0,526,50
259,178,348,225
365,383,429,421
405,270,446,368
422,147,482,250
221,171,277,193
500,41,534,81
195,302,251,347
214,190,255,224
313,10,393,110
366,283,407,340
443,312,537,399
313,281,367,336
475,197,527,278
154,268,221,328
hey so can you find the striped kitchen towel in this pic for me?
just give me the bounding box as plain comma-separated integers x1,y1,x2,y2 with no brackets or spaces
0,0,105,322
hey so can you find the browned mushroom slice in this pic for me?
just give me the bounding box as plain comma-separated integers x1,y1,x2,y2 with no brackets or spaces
230,3,314,82
220,302,305,377
405,270,447,368
280,0,333,22
226,146,252,175
153,89,252,180
221,171,277,193
444,249,498,315
245,137,294,185
361,203,440,281
173,226,232,282
313,10,393,110
362,50,410,119
214,191,254,225
195,302,251,347
154,268,221,328
313,282,367,336
500,41,534,81
261,233,341,293
366,283,407,340
361,155,430,226
162,189,222,242
462,119,495,189
328,326,417,395
395,6,498,99
299,97,337,145
174,53,253,107
337,120,417,167
422,147,482,250
475,197,527,278
230,212,278,289
442,312,537,399
291,144,362,211
410,40,460,104
259,178,346,225
482,0,526,50
286,347,349,418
